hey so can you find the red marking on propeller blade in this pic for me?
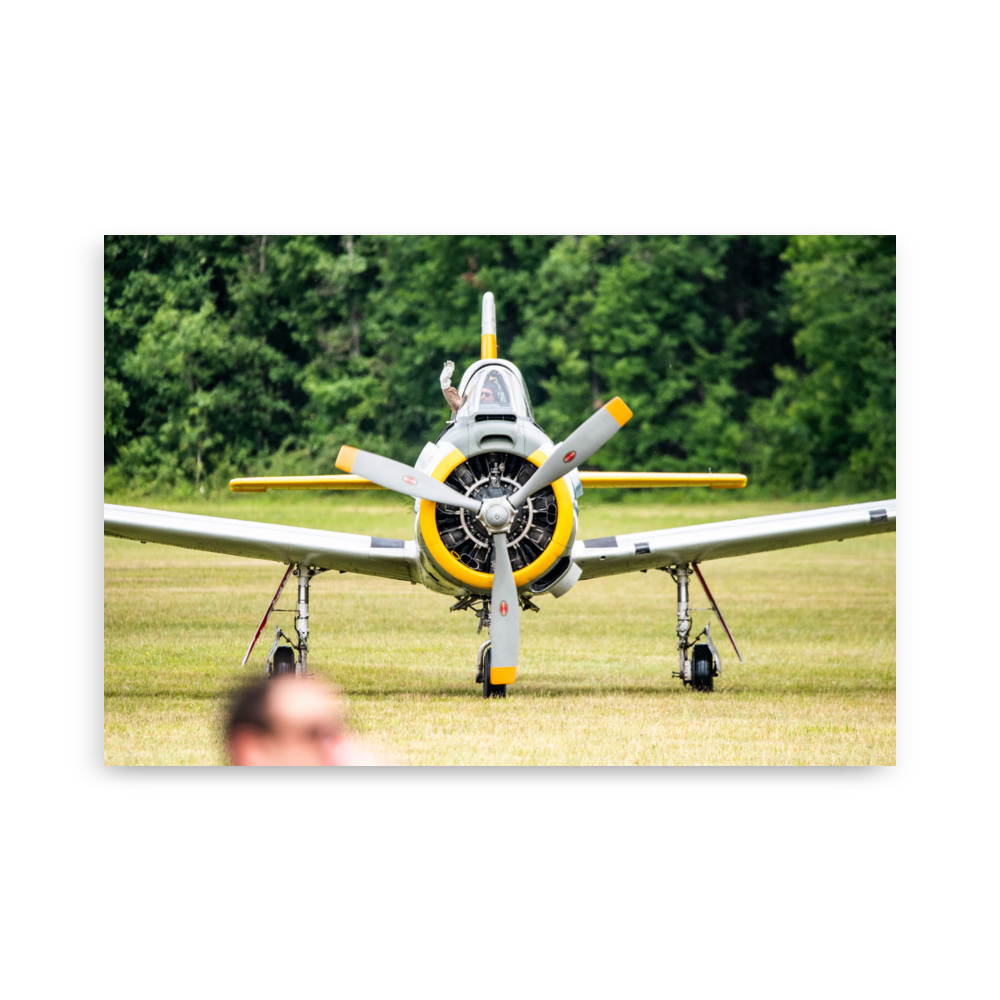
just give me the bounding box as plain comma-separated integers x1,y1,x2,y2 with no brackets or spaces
500,601,508,616
402,475,417,485
563,450,577,463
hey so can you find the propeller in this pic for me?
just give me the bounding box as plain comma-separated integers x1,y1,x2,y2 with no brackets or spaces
508,398,632,508
336,397,634,675
335,446,480,513
488,525,520,667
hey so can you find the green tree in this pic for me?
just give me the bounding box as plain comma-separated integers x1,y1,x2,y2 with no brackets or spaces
104,234,892,498
747,235,896,492
511,236,791,474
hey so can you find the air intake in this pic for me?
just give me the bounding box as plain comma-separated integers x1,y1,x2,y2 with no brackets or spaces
530,556,571,593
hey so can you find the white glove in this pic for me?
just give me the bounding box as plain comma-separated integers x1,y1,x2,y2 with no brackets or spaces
440,360,455,391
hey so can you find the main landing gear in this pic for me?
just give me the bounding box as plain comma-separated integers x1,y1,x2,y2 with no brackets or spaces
666,563,722,692
248,563,328,679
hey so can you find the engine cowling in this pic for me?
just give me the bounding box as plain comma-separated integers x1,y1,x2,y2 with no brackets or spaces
416,447,575,595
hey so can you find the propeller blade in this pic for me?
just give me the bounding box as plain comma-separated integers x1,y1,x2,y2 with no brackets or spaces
336,446,480,514
509,397,633,508
692,563,743,662
489,532,520,669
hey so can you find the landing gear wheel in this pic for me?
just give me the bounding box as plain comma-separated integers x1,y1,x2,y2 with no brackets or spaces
691,643,714,692
481,646,507,699
271,645,296,678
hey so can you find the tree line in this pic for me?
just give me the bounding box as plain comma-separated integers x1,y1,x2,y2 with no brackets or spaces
104,235,895,497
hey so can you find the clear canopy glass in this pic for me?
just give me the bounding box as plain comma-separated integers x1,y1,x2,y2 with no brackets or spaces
457,365,533,420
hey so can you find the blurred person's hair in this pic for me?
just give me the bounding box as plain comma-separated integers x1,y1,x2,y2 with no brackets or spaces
226,679,275,738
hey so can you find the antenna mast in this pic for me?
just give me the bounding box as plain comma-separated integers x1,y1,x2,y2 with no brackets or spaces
481,292,498,359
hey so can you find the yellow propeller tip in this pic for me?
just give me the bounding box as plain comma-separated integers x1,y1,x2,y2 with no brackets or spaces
336,445,359,474
605,397,633,427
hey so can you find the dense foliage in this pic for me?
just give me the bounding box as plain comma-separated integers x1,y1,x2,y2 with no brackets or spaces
104,235,895,496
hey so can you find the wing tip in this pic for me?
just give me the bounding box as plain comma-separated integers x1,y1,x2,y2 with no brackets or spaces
709,475,748,489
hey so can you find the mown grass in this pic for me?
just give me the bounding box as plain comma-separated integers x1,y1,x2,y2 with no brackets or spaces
104,492,895,765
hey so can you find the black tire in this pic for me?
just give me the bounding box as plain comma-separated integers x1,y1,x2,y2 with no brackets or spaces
271,646,296,677
481,647,507,699
691,643,714,692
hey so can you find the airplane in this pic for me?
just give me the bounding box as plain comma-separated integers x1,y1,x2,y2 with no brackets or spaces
104,292,896,697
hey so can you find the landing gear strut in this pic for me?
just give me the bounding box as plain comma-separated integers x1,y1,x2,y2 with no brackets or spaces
668,563,721,692
452,596,510,697
255,563,326,678
476,602,506,698
294,564,311,675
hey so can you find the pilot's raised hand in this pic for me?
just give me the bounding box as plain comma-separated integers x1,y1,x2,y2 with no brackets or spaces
440,360,466,413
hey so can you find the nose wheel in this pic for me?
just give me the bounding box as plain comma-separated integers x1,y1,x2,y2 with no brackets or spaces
478,644,507,698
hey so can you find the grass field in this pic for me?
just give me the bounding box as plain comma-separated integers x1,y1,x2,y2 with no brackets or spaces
104,492,896,765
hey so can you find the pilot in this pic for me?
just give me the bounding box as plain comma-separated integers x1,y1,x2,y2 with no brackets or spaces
440,363,511,413
482,369,510,404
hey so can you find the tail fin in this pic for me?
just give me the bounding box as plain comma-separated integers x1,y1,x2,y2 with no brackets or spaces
481,292,498,359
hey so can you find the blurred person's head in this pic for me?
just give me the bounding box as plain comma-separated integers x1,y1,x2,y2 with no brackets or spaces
227,676,350,766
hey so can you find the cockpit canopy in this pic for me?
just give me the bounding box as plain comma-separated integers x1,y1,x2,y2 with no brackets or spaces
455,361,534,421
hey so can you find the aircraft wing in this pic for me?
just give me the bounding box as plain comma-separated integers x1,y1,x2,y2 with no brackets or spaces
574,499,896,581
103,504,420,583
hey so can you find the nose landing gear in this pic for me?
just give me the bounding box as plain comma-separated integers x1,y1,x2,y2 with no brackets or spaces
452,596,512,697
479,644,506,698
